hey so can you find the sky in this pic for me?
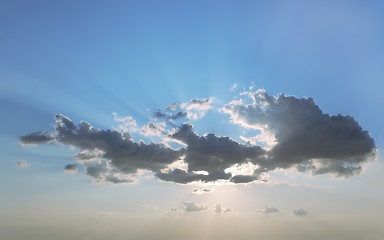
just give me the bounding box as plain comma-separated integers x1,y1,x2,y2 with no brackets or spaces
1,0,384,239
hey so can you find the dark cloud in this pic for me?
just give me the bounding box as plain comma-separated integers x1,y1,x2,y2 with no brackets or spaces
169,111,188,120
160,123,265,183
153,111,166,119
183,201,208,212
19,89,376,185
20,114,183,184
20,131,54,144
223,89,376,177
231,174,259,184
84,160,133,183
293,208,308,216
64,164,77,173
64,164,77,170
262,207,279,214
74,152,99,161
188,98,211,106
154,111,187,121
192,188,212,194
156,123,265,184
54,114,182,174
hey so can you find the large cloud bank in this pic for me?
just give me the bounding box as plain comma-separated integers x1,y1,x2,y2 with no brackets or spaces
20,89,376,184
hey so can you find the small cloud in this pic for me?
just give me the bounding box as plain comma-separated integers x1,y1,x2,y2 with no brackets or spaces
113,113,137,132
159,97,213,122
230,83,238,91
20,131,53,145
183,201,208,212
293,208,308,216
224,208,232,213
74,152,99,161
16,160,29,168
261,207,279,214
214,204,222,213
192,188,213,194
214,204,232,214
64,164,77,173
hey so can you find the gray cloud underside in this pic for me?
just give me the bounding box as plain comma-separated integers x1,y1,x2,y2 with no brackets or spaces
223,90,376,177
20,131,54,144
54,114,182,174
64,164,77,170
154,111,187,121
156,123,266,183
20,90,376,184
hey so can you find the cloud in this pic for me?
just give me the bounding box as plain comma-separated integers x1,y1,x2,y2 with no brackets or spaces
261,207,279,214
156,123,265,184
140,121,167,136
230,174,259,184
83,159,134,184
74,152,99,161
214,204,222,213
183,201,208,212
19,89,376,185
185,98,213,111
156,97,213,122
19,114,183,184
222,89,376,177
20,131,53,144
192,188,212,194
229,83,238,92
172,123,265,174
16,160,29,168
112,113,137,132
292,208,308,216
64,164,77,173
54,114,182,174
154,111,187,121
214,204,232,214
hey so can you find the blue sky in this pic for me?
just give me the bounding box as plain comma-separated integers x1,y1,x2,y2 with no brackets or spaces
1,1,384,239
